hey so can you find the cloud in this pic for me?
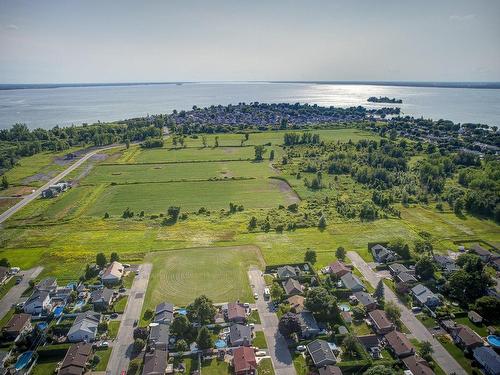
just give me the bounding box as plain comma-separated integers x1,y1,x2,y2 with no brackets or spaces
449,14,476,22
5,24,19,30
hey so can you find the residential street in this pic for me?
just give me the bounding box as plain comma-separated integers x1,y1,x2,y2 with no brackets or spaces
0,266,43,320
248,268,296,375
106,263,152,375
347,251,466,375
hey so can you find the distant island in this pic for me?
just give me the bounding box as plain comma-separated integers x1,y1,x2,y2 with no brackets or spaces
367,96,403,104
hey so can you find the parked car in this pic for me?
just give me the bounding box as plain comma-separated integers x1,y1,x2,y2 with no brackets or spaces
255,351,267,356
296,345,306,352
119,287,126,293
123,264,131,268
254,293,259,299
110,313,118,319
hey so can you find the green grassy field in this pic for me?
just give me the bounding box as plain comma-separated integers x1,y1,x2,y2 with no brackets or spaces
85,178,297,216
133,146,255,163
142,245,264,309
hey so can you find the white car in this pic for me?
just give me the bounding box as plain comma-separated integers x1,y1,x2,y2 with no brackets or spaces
296,345,306,352
254,293,259,299
99,341,109,348
243,303,250,308
255,351,267,357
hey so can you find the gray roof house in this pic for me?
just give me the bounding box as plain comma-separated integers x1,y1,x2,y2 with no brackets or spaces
35,277,58,293
24,290,51,315
149,322,170,350
154,302,174,324
395,272,418,285
470,244,492,262
142,349,168,375
276,265,300,279
353,292,377,311
473,346,500,375
340,273,364,292
433,254,460,274
411,284,440,308
298,311,320,339
67,311,101,343
229,324,252,347
371,244,397,263
388,263,410,275
307,340,337,367
90,288,114,310
282,278,304,296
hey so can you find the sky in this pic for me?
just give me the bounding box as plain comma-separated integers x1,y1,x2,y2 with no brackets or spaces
0,0,499,83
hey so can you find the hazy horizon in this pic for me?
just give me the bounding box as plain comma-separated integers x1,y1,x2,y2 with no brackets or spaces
1,0,500,83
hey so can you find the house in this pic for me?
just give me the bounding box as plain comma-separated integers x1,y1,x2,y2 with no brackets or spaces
67,311,101,342
371,244,397,263
24,290,51,315
340,273,364,292
433,254,460,274
149,322,170,350
142,349,168,375
388,263,410,276
0,266,8,284
368,310,394,334
411,284,440,308
353,292,377,311
358,335,380,352
282,278,303,296
470,244,492,262
384,331,414,358
440,319,457,333
287,295,306,313
328,261,350,278
229,324,252,347
491,257,500,271
468,311,483,324
90,288,114,311
318,365,343,375
276,265,300,279
473,346,500,375
58,342,92,375
35,277,58,293
298,311,320,339
395,272,418,292
226,302,247,323
2,313,32,339
307,340,337,367
52,287,73,304
233,346,257,375
401,355,434,375
450,325,483,352
101,261,124,284
154,302,174,324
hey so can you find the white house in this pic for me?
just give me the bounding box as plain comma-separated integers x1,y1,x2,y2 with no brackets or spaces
101,261,124,285
23,291,51,315
67,311,101,342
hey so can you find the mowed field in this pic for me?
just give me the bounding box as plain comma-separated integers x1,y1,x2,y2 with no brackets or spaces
133,146,255,163
143,245,264,308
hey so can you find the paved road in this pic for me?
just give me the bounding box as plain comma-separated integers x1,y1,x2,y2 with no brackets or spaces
0,145,122,225
0,266,43,320
106,264,152,375
347,251,466,375
248,268,296,375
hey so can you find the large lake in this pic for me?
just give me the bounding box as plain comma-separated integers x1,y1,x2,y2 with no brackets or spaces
1,82,499,129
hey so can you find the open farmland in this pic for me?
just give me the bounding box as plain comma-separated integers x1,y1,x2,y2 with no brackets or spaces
133,145,255,163
85,178,298,216
143,245,264,308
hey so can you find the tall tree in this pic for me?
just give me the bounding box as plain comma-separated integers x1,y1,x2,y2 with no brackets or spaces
305,287,339,321
254,145,266,161
374,280,385,302
187,295,216,324
196,326,213,350
96,253,107,268
110,252,120,262
304,249,317,264
1,176,8,190
335,247,346,261
278,312,301,338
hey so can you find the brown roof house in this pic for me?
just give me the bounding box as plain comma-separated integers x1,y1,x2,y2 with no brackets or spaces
402,355,434,375
101,261,124,285
353,292,377,312
142,349,168,375
232,346,257,375
2,313,32,339
368,310,394,335
328,261,350,278
318,365,343,375
450,325,483,352
58,342,92,375
282,278,303,296
226,302,247,324
288,295,306,313
384,331,414,358
468,311,483,324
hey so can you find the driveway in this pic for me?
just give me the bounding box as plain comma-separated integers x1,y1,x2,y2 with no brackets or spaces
106,263,152,375
347,251,466,375
0,266,43,320
248,268,296,375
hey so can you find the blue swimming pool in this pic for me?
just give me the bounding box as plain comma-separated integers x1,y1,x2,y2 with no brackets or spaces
53,305,64,318
339,304,351,312
37,322,48,330
177,308,187,315
15,351,33,370
215,339,227,349
487,335,500,349
74,300,85,309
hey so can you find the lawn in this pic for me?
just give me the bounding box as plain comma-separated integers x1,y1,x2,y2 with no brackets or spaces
0,308,15,328
94,347,112,371
134,146,255,163
0,277,16,300
417,314,438,329
31,359,59,375
257,358,274,375
123,272,135,288
455,317,488,337
437,335,473,375
113,295,128,313
351,320,372,335
85,178,298,216
0,198,21,214
108,320,121,339
200,358,231,375
248,309,261,324
142,245,264,312
253,331,268,349
292,354,308,375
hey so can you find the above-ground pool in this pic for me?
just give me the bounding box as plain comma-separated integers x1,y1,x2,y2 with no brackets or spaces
74,300,85,310
15,351,34,370
176,308,187,315
215,339,227,349
487,335,500,349
53,305,64,318
37,322,48,330
339,304,351,312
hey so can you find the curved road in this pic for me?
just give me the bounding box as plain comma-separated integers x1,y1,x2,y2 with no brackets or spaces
0,145,120,225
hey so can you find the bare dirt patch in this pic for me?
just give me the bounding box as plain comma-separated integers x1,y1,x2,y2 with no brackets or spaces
22,172,57,185
274,179,300,204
